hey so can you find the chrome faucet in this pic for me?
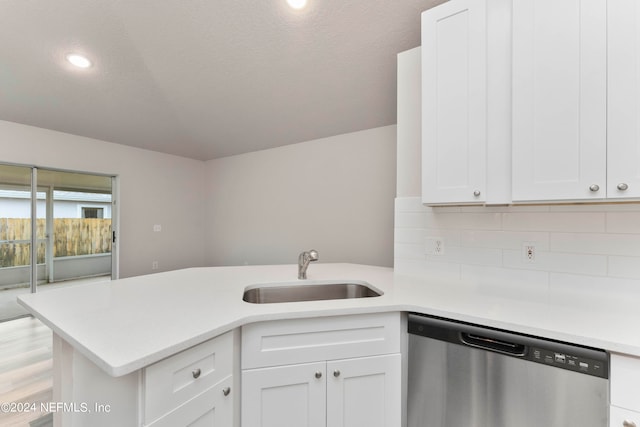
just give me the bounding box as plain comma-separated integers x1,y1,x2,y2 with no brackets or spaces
298,249,318,279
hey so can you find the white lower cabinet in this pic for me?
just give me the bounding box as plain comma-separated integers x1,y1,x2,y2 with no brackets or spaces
242,361,327,427
326,354,401,427
241,355,400,427
610,353,640,427
52,330,237,427
143,331,234,426
240,313,402,427
145,375,233,427
610,406,640,427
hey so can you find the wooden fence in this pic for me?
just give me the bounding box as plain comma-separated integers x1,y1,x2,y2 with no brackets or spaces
0,218,112,267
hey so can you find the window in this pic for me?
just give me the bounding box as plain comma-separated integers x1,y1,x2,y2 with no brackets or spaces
82,207,104,219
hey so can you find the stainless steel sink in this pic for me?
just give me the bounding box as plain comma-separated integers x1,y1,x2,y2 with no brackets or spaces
242,281,382,304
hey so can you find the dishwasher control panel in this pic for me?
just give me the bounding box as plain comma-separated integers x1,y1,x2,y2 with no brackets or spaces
529,347,607,378
408,313,609,380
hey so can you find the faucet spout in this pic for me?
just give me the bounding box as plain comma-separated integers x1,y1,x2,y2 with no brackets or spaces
298,249,319,280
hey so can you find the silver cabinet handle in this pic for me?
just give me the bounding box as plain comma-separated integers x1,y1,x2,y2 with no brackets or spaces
618,183,629,191
623,421,637,427
333,370,341,377
589,184,600,192
315,371,322,379
473,190,481,197
192,368,201,379
222,387,231,397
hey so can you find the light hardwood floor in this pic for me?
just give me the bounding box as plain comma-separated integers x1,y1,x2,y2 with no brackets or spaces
0,275,111,322
0,316,52,427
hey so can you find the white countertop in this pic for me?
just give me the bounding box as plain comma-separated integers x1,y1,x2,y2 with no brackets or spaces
18,263,640,377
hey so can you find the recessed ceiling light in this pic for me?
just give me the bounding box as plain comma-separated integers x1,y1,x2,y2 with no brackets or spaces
66,54,92,69
286,0,307,10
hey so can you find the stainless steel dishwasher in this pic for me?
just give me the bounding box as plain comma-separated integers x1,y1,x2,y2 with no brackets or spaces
408,313,609,427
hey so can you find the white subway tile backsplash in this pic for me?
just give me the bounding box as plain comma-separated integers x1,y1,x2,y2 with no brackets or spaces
550,233,640,256
424,229,462,246
395,212,426,229
432,206,463,213
394,258,461,280
394,197,427,212
394,243,426,260
394,228,425,244
550,273,640,295
608,256,640,280
427,246,503,267
502,212,606,232
549,203,640,212
426,212,502,230
460,265,549,288
463,205,550,213
460,230,550,250
502,250,608,276
394,196,640,292
606,212,640,234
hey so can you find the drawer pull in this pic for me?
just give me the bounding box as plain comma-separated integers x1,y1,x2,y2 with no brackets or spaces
315,371,322,379
222,387,231,397
192,368,201,379
623,421,637,427
333,370,341,377
618,183,629,191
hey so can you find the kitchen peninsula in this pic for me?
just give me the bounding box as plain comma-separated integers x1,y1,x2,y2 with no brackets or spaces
18,263,640,426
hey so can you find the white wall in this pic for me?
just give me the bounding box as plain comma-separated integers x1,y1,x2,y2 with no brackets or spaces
0,120,206,278
395,48,640,293
204,126,397,267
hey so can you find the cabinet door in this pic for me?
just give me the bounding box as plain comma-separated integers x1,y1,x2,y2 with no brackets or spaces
146,376,233,427
241,362,326,427
610,406,640,427
608,0,640,199
611,354,640,412
326,354,401,427
512,0,607,202
421,0,487,204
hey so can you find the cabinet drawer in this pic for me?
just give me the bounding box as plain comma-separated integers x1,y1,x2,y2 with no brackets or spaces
241,312,401,369
145,375,233,427
144,331,233,423
611,353,640,411
610,405,640,427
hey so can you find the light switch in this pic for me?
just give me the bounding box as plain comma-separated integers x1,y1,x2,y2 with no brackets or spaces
153,224,162,232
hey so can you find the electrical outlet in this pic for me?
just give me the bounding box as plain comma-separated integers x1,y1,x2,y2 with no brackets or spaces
426,238,445,256
522,242,536,263
152,261,159,270
153,224,162,232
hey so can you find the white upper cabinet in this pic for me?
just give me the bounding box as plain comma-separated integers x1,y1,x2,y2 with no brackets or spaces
608,0,640,199
417,0,640,204
420,0,511,205
421,0,488,204
511,0,607,202
512,0,640,202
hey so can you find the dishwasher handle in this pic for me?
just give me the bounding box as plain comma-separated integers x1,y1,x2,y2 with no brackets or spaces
460,332,526,356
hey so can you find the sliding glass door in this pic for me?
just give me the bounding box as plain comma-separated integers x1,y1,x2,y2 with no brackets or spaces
0,165,34,320
0,164,116,321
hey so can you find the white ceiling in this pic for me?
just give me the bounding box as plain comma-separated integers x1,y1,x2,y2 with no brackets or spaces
0,0,444,160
